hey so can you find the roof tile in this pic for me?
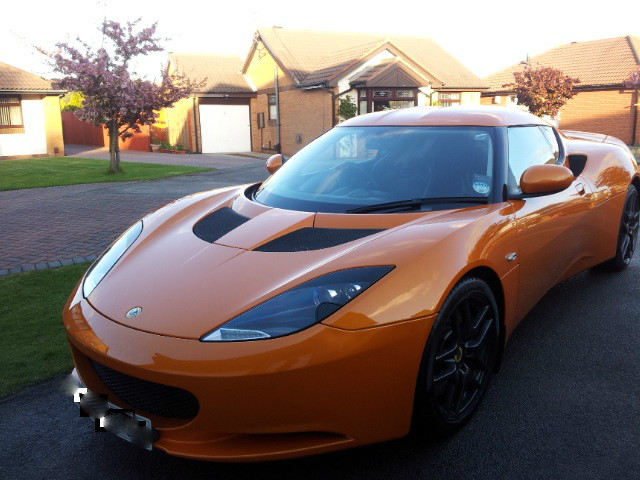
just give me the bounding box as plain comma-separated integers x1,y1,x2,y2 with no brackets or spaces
0,61,57,91
256,27,486,89
169,53,254,94
484,36,640,93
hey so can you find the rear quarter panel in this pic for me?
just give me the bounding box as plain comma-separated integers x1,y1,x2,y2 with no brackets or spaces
563,137,639,266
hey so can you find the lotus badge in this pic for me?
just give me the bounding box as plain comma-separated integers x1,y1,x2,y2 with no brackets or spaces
125,307,143,319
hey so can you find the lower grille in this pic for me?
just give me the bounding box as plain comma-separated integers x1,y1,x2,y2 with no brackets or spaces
90,359,199,419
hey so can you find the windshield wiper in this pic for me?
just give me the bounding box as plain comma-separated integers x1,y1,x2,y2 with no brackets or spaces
345,196,489,214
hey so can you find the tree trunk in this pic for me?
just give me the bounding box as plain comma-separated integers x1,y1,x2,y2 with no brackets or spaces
107,121,121,173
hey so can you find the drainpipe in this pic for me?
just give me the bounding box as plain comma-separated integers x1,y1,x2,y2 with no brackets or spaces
274,66,281,153
192,96,200,153
632,90,638,146
319,83,337,127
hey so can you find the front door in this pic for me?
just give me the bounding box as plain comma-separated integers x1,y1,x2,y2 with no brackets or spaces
507,125,594,319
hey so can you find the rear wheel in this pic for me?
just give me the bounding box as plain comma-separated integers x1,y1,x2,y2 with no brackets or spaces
601,185,639,271
413,277,499,436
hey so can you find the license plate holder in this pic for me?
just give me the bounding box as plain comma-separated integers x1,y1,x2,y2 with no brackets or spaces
76,387,155,451
101,403,154,451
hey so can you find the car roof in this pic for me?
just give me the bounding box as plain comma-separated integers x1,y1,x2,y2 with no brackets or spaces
340,105,550,128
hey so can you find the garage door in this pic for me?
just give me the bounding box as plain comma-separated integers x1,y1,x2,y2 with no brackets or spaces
199,104,251,153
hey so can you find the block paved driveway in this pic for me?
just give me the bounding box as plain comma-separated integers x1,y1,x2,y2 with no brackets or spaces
0,163,268,273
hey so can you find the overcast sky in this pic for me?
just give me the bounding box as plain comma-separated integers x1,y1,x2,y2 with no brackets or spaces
3,0,638,81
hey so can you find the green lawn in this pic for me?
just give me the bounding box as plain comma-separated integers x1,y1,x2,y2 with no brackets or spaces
0,263,90,397
0,157,212,191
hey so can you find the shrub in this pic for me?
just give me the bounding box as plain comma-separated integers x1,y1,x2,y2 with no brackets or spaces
338,96,357,121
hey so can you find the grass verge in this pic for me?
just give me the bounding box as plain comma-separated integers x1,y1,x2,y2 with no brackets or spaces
0,157,212,191
0,263,90,397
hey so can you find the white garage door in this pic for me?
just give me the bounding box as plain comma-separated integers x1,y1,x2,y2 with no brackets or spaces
199,104,251,153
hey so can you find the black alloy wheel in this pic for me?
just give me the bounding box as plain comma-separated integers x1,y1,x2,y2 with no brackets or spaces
620,187,639,265
414,277,499,435
601,185,639,271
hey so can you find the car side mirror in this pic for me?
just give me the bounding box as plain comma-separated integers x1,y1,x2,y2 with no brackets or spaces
520,164,574,195
265,154,284,175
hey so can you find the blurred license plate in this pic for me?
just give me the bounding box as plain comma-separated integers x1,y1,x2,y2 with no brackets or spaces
77,388,155,451
102,403,154,451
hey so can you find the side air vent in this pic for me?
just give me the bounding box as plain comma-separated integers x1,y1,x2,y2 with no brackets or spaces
254,227,383,252
193,207,250,243
567,154,588,177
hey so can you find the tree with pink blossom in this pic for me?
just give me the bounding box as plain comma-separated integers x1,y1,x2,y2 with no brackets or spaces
504,66,579,118
624,67,640,91
44,19,201,173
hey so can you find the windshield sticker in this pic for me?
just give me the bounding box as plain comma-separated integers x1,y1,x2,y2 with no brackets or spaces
473,181,491,194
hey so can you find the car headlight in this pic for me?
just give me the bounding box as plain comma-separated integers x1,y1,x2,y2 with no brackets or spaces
201,266,394,342
83,221,143,298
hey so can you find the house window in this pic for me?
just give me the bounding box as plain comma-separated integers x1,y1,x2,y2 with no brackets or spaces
268,94,278,120
388,101,414,110
0,96,23,130
396,90,414,98
374,90,392,98
359,90,367,99
438,92,461,107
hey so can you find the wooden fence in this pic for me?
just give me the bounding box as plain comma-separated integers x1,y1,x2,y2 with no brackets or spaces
61,111,103,147
62,112,151,152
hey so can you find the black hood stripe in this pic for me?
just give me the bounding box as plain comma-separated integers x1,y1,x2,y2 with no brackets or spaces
193,207,250,243
254,227,383,252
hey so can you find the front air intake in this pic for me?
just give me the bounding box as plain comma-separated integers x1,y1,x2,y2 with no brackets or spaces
193,207,250,243
90,359,199,419
254,227,383,252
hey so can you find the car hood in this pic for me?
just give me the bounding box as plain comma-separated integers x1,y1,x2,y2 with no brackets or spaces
86,185,495,339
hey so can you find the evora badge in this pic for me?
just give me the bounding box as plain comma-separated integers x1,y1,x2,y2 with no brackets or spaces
125,307,143,319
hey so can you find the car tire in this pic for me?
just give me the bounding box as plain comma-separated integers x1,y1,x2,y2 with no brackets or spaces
599,185,639,272
412,277,499,437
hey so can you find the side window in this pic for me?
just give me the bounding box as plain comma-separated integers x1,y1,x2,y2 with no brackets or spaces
538,126,560,162
507,126,558,194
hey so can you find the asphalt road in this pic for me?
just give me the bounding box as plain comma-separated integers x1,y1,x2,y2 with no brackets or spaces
1,247,639,479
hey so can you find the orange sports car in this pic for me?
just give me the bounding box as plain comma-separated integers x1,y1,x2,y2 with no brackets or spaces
64,106,639,461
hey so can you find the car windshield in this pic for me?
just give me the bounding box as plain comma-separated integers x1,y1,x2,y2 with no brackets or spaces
254,126,496,213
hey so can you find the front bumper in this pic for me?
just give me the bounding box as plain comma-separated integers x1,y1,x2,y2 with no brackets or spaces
63,285,434,461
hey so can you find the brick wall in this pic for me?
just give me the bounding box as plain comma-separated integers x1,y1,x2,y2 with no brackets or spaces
559,89,638,145
247,41,335,156
481,89,640,144
250,94,276,152
251,88,334,157
42,95,65,156
280,88,333,156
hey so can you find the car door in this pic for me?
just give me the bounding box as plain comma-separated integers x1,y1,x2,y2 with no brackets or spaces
507,125,594,320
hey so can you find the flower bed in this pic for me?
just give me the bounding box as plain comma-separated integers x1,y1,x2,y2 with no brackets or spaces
158,148,187,155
